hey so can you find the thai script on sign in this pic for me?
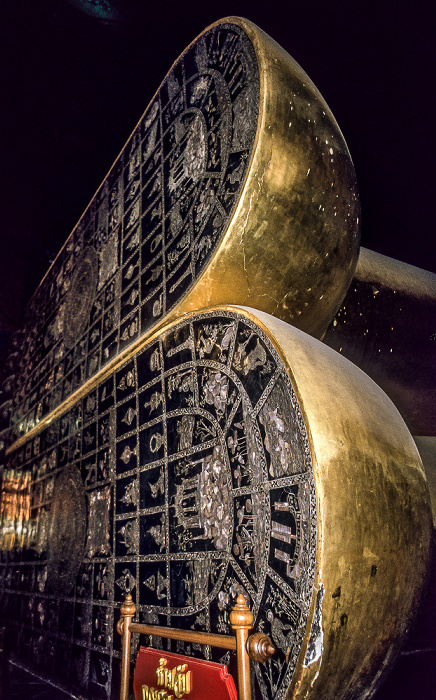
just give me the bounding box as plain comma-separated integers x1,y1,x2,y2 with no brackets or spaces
142,657,192,700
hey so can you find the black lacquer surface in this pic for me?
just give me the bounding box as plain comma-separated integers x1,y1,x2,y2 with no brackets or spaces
0,310,316,700
5,22,259,444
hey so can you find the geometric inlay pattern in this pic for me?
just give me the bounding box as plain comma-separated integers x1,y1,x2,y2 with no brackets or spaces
7,23,259,444
0,310,316,700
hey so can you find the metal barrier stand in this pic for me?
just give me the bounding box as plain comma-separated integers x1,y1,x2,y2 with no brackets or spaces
117,593,275,700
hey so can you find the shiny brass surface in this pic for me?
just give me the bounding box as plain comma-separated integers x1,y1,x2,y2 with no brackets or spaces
229,305,432,699
323,247,436,436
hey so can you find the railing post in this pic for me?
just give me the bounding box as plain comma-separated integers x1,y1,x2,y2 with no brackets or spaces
230,594,253,700
117,593,136,700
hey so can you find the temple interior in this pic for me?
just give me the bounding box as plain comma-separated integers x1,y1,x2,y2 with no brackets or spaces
0,2,434,699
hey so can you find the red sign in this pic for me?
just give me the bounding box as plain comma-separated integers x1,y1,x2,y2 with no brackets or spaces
133,647,238,700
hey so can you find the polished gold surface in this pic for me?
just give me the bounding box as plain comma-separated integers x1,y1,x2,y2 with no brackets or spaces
323,248,436,435
167,17,360,340
229,305,432,699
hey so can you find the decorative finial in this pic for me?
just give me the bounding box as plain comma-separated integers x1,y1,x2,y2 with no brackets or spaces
229,594,253,631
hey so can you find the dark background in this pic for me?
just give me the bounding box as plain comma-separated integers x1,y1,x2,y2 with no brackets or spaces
1,0,435,332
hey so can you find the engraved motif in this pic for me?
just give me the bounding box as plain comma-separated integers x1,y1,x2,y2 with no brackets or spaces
95,563,110,599
259,379,305,477
118,369,136,390
173,445,231,551
196,322,234,360
176,415,195,451
85,486,111,557
64,247,99,349
120,317,138,341
147,515,166,552
37,567,48,593
46,465,87,595
122,407,136,426
115,568,136,594
156,572,168,600
150,432,164,453
167,370,194,405
233,333,268,375
150,348,162,372
1,22,261,439
120,479,139,508
85,394,97,419
201,370,228,414
120,445,137,465
149,471,165,499
125,288,139,307
118,519,139,554
98,233,118,289
144,391,163,415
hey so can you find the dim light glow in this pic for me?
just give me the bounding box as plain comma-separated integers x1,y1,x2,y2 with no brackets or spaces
67,0,122,22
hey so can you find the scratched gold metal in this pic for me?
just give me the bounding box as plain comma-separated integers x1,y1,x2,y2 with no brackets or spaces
0,303,431,700
414,436,436,526
169,17,361,340
229,306,432,700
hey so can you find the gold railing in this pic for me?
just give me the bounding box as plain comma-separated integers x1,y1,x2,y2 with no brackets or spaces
117,593,275,700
